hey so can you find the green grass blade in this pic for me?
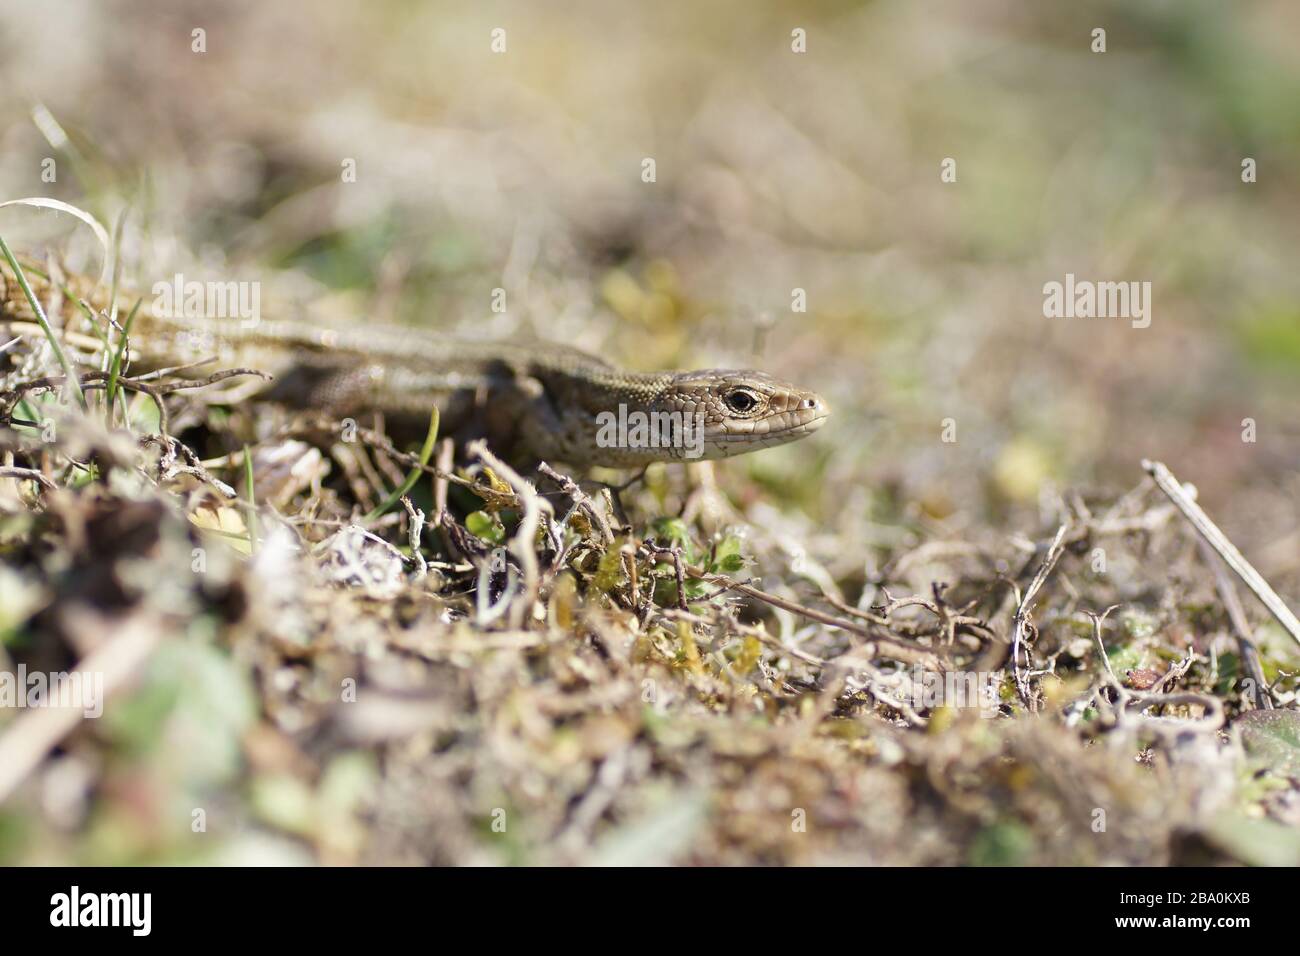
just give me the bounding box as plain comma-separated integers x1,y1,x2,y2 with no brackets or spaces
365,408,440,523
105,296,143,424
244,444,258,552
0,234,88,411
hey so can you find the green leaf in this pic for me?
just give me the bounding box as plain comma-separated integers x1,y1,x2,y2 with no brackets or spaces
1236,709,1300,775
1203,812,1300,866
651,517,690,546
717,553,745,573
466,510,505,544
649,517,699,564
1103,643,1142,675
711,535,745,573
968,821,1033,866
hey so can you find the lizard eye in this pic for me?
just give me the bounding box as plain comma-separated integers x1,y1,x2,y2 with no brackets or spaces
723,388,760,414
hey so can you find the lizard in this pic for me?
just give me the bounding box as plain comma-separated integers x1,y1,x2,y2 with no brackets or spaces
0,259,829,468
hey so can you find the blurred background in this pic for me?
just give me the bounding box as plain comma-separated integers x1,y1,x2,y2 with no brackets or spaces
1,0,1299,863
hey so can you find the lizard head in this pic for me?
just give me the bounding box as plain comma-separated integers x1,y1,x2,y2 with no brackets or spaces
526,363,829,468
650,369,829,462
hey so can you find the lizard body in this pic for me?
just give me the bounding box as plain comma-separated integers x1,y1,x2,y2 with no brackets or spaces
1,261,828,467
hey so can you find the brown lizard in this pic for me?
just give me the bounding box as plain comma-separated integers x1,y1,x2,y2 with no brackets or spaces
0,260,828,468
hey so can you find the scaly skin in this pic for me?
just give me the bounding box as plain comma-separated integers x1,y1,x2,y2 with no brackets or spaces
0,260,829,467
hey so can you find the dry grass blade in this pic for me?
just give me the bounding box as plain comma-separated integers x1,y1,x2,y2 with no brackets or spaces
1010,523,1069,710
1144,459,1300,650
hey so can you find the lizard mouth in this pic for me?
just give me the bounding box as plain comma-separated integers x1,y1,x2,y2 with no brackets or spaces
708,393,830,451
